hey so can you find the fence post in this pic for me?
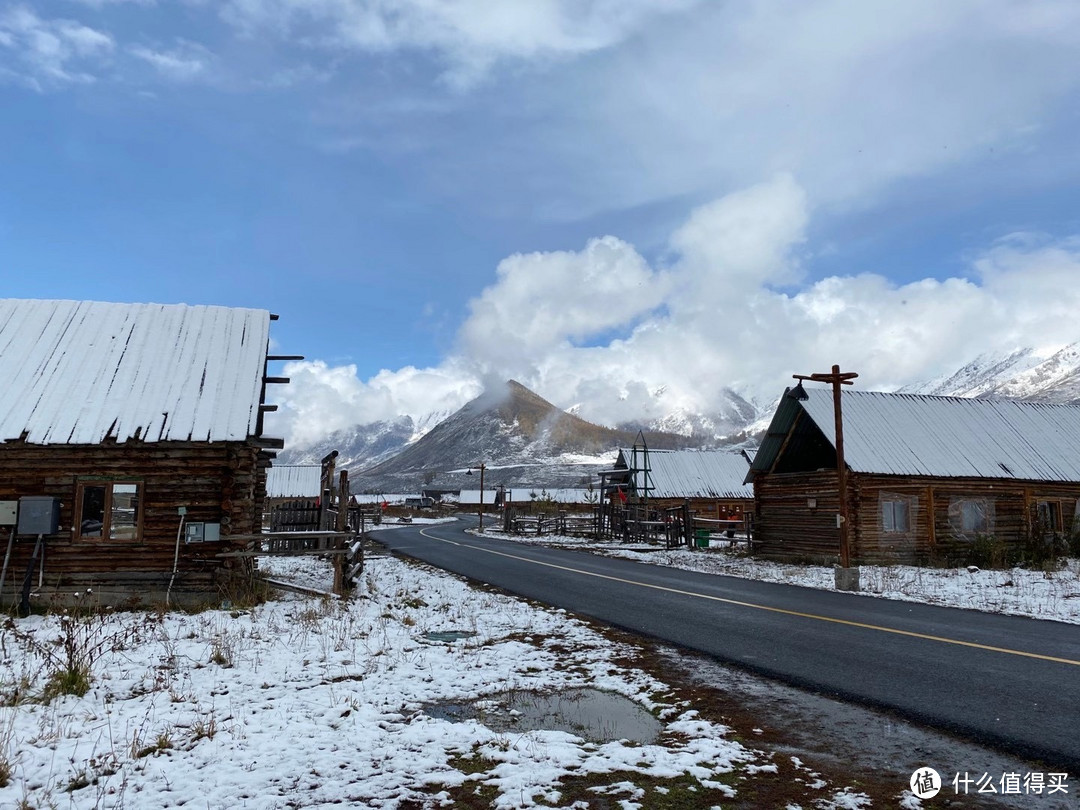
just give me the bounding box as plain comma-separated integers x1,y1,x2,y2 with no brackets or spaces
333,470,349,595
683,500,692,548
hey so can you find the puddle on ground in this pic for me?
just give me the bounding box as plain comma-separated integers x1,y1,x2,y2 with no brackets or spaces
421,630,477,643
424,687,662,744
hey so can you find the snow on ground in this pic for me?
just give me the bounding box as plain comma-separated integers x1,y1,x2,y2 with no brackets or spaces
484,530,1080,625
0,537,881,810
3,516,1072,809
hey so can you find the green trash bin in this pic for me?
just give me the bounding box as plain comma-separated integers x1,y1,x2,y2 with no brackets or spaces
694,529,710,548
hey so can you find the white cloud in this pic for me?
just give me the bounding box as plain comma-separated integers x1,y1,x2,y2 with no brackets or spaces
220,0,699,87
10,0,1077,225
267,359,483,448
0,5,114,89
219,0,1080,244
273,176,1080,448
477,0,1080,219
459,234,670,369
668,174,809,296
70,0,155,7
129,40,213,81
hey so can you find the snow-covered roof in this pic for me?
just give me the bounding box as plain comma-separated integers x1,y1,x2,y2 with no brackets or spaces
0,299,271,445
617,449,754,499
266,465,322,498
756,387,1080,481
352,493,404,504
457,489,501,505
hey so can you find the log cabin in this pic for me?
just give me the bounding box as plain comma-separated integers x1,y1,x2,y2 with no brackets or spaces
0,299,292,609
608,448,754,521
747,386,1080,565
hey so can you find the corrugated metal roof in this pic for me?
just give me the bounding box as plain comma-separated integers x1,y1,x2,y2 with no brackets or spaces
458,489,502,505
0,299,271,445
266,465,322,498
618,449,754,499
506,488,599,504
766,388,1080,481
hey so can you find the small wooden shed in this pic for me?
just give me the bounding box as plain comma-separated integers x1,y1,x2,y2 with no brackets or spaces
747,387,1080,565
264,453,342,532
0,299,292,608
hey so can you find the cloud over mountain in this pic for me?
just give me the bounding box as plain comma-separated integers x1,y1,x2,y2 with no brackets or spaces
269,175,1080,450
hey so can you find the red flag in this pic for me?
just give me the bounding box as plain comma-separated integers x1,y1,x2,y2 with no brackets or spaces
381,500,389,509
617,487,627,504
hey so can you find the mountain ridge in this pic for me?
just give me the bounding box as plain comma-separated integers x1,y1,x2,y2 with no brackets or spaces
353,379,696,492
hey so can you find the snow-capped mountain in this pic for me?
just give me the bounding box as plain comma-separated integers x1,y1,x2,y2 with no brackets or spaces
988,343,1080,403
617,387,762,443
277,416,417,471
901,342,1080,403
276,407,457,470
350,380,694,492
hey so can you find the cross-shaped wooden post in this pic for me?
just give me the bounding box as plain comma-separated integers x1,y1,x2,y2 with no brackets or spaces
793,365,859,568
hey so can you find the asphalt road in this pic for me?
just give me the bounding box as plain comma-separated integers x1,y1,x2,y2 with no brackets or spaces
374,517,1080,772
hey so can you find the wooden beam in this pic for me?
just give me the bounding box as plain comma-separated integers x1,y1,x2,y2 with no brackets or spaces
768,409,802,474
218,549,348,558
223,531,354,541
263,376,290,385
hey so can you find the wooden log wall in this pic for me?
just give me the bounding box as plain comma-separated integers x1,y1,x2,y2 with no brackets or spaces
757,471,1080,565
753,470,842,562
0,439,270,602
641,497,752,520
846,475,924,564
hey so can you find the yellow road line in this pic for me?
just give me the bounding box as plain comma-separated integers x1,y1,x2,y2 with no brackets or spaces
418,527,1080,668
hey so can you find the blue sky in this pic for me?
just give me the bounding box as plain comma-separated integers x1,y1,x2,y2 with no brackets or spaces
5,1,1080,447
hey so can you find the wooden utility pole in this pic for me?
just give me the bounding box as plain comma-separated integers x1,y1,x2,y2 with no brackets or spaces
478,463,486,532
467,463,487,533
793,365,858,568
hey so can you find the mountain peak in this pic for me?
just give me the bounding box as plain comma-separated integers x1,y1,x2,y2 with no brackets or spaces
356,380,691,491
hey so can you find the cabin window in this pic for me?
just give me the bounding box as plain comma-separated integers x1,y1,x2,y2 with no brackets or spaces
1036,500,1062,533
881,496,912,533
961,500,988,533
76,481,142,541
948,497,995,537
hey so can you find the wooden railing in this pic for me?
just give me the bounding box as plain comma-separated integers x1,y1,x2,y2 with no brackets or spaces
218,531,363,595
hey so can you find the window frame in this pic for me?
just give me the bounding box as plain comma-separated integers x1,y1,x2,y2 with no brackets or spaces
879,492,918,536
74,479,144,542
1036,500,1063,534
881,496,912,533
947,496,996,539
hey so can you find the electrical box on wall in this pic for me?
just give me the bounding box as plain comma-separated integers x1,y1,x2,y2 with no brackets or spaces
0,501,17,526
185,522,221,543
17,496,61,535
